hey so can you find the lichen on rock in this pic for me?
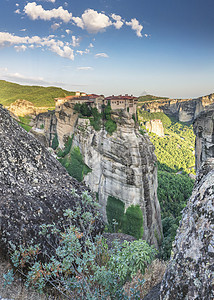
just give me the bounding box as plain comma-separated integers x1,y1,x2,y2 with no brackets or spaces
0,105,104,257
160,158,214,300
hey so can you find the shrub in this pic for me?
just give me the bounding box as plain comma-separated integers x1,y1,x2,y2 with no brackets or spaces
9,190,156,299
122,205,144,239
106,196,125,232
57,135,73,158
109,240,157,283
51,133,59,150
105,119,117,135
66,146,91,182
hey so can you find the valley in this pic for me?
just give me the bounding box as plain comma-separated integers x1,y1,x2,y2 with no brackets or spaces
0,81,213,299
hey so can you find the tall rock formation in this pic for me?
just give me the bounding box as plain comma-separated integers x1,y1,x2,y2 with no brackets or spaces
160,158,214,299
140,93,214,123
72,110,162,247
0,105,103,256
193,107,214,171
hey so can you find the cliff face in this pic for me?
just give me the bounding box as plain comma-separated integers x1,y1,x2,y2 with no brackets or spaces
140,93,214,123
193,107,214,171
7,99,50,117
145,119,164,137
160,158,214,300
0,105,103,256
72,111,162,247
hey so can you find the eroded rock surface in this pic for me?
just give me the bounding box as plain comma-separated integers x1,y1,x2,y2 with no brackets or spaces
72,111,162,247
193,107,214,171
160,158,214,299
0,105,103,255
140,93,214,123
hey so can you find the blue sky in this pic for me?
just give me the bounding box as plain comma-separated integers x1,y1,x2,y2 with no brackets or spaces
0,0,213,98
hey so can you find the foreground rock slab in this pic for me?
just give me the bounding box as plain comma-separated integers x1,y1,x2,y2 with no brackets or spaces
0,105,103,256
160,158,214,299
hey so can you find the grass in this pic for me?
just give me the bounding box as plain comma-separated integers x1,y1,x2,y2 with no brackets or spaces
0,80,76,107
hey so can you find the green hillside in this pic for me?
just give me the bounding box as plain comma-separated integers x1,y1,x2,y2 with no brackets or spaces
138,94,169,102
0,80,76,107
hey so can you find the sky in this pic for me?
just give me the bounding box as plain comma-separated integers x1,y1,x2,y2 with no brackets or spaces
0,0,214,98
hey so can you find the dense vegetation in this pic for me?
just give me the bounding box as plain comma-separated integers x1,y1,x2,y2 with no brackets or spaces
106,196,144,240
74,101,117,135
0,80,75,107
138,108,195,259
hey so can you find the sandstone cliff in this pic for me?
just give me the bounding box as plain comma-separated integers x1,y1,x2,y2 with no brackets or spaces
7,99,51,117
72,111,162,247
140,93,214,123
0,105,103,256
160,158,214,299
193,106,214,171
145,119,164,137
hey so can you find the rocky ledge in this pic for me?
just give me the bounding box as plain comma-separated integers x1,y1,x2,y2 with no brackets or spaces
0,105,104,257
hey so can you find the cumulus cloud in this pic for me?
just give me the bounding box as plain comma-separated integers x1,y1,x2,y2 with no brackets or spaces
71,36,80,47
89,43,94,48
51,23,60,30
24,2,72,23
76,48,89,55
95,53,109,58
77,67,93,71
65,29,72,34
126,18,143,37
15,9,21,14
73,9,112,33
111,14,123,29
14,45,27,52
0,31,74,60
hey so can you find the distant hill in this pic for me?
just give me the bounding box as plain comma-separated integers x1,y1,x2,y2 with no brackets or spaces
138,94,169,102
0,80,76,107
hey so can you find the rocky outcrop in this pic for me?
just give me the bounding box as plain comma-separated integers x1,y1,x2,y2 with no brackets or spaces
140,93,214,123
0,105,103,256
160,158,214,299
33,110,57,147
55,101,78,147
72,111,162,247
193,107,214,171
145,119,164,137
7,99,50,117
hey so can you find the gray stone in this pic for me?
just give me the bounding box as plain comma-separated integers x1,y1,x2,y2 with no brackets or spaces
0,106,104,257
160,158,214,300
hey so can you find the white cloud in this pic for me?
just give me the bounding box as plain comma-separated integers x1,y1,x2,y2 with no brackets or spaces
51,23,60,30
20,29,27,32
24,2,72,23
16,3,19,7
0,31,74,60
111,14,123,29
95,53,109,58
77,67,93,71
14,45,27,52
76,48,89,55
15,9,21,14
65,29,72,34
126,18,143,37
89,43,94,48
73,9,112,33
71,36,80,47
